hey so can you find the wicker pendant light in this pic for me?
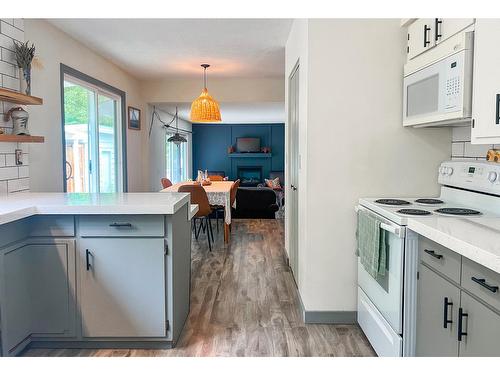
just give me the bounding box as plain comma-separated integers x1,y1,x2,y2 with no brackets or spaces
190,64,221,122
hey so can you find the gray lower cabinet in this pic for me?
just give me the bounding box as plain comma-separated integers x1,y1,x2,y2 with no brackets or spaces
416,236,500,357
416,264,460,356
79,238,167,338
459,292,500,357
0,239,76,356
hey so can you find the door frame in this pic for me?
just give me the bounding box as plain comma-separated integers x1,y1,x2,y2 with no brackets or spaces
60,64,128,192
287,60,300,281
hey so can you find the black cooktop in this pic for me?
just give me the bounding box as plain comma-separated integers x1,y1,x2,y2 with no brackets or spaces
415,198,444,205
397,209,432,216
375,199,411,206
435,208,482,216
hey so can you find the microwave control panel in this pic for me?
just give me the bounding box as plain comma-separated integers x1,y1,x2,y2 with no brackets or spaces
445,59,461,110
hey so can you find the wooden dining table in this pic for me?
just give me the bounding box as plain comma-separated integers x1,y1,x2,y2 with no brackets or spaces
162,181,234,243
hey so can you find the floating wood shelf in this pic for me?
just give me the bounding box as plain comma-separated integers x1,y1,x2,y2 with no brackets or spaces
0,135,45,143
0,87,43,105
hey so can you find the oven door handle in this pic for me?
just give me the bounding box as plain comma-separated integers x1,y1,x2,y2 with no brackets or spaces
355,205,404,238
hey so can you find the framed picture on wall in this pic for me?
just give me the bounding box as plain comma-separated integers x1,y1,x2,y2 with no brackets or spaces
128,106,141,130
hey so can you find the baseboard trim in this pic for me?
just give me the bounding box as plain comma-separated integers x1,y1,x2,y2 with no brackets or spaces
297,290,357,324
304,310,357,324
27,340,174,350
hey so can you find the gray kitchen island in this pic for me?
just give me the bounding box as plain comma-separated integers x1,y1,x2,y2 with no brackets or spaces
0,192,198,356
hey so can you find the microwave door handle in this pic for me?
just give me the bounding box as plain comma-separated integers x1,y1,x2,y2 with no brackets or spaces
496,94,500,125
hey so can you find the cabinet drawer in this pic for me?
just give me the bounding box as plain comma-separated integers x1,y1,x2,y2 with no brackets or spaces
462,257,500,312
79,215,164,237
419,236,461,283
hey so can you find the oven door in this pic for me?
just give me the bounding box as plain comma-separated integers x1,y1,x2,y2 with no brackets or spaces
357,206,405,334
403,49,471,127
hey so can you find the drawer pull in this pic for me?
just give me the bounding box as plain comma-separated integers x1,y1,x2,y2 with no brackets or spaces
109,222,133,228
424,249,443,259
443,297,453,329
86,249,92,271
458,308,468,342
471,277,499,293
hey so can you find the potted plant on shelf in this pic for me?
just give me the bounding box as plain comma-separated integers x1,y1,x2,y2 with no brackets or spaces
13,41,35,96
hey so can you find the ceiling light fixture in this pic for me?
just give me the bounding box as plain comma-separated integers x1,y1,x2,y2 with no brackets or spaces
190,64,221,123
149,106,190,146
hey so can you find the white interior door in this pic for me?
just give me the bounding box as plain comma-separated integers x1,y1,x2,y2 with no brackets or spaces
288,63,300,280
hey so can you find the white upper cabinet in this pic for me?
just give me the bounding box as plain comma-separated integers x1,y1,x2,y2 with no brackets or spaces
406,19,475,61
407,19,436,60
471,20,500,144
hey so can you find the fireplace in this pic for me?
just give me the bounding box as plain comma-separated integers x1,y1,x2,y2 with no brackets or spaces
237,166,263,187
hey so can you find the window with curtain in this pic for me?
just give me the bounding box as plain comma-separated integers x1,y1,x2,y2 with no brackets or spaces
165,133,188,183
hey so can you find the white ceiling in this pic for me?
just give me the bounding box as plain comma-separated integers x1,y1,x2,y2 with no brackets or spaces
156,102,284,124
49,19,293,79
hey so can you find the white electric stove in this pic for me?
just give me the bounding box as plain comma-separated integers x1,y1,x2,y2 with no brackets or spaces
356,160,500,357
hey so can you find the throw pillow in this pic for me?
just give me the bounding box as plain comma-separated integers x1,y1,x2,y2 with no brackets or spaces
265,177,281,189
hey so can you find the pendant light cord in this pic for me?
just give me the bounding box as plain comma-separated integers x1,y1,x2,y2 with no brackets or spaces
148,106,192,138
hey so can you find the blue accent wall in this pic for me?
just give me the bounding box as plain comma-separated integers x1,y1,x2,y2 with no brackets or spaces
192,123,285,180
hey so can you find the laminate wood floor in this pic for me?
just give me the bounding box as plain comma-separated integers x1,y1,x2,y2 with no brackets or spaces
22,219,375,357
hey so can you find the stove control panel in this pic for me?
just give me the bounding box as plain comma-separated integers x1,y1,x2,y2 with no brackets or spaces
439,160,500,195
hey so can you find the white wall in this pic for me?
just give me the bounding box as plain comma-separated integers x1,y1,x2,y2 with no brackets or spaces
285,19,452,313
24,19,148,192
141,77,285,104
148,105,192,191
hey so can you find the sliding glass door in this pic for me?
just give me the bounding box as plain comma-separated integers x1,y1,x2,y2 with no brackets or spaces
62,71,124,193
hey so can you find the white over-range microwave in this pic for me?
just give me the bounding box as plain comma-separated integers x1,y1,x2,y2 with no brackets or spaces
403,33,474,127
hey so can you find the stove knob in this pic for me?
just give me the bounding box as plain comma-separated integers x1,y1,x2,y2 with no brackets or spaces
446,167,454,176
488,171,498,183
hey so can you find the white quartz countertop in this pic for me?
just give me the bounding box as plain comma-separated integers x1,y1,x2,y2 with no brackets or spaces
0,192,193,225
407,216,500,274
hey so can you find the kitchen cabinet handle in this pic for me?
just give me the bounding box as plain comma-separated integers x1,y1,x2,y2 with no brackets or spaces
471,277,499,293
423,25,431,47
458,307,468,341
109,222,133,227
424,249,443,259
290,185,297,191
495,94,500,125
86,249,92,271
443,297,453,328
434,18,442,41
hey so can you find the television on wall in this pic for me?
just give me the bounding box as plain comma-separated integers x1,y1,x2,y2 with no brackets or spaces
236,137,261,153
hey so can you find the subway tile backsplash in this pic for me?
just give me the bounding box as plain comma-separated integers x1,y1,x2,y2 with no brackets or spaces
0,18,29,195
451,126,498,161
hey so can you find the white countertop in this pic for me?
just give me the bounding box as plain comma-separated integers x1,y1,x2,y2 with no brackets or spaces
407,216,500,274
0,192,194,225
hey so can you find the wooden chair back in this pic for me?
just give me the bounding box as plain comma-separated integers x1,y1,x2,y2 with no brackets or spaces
161,178,173,189
230,179,240,207
208,175,224,181
178,184,212,217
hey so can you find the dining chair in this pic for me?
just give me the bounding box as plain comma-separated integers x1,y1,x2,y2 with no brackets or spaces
178,184,214,251
208,175,224,181
161,177,173,189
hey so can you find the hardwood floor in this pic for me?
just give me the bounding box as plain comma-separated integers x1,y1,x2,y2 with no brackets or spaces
22,219,375,357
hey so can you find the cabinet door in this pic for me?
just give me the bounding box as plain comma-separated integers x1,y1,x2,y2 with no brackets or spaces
472,20,500,143
28,241,76,337
79,238,166,337
416,264,460,356
436,18,474,45
407,18,435,60
1,240,77,355
1,243,32,355
459,292,500,357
